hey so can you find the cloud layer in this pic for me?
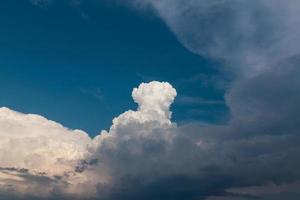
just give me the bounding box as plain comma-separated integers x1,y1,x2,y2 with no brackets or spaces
1,75,300,199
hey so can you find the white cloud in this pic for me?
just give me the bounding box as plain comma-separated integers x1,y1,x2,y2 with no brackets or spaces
0,107,99,198
0,81,178,198
0,107,91,174
0,77,300,199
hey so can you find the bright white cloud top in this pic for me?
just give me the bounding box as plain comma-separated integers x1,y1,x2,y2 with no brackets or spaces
0,107,91,173
0,81,178,198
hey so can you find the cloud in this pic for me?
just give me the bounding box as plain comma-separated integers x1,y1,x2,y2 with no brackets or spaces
0,107,91,173
80,87,105,101
28,0,300,75
227,55,300,135
226,181,300,199
29,0,52,7
0,107,101,198
125,0,300,76
0,81,179,199
176,95,224,105
1,76,300,199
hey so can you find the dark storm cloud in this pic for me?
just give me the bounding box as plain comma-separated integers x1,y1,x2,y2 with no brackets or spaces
227,55,300,136
0,167,73,200
90,0,300,198
1,61,299,200
86,0,300,197
95,55,300,200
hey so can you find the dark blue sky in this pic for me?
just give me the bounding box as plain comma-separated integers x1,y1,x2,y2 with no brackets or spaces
0,0,228,136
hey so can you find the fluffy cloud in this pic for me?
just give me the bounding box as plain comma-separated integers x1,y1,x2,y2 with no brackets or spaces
91,59,300,200
0,107,91,172
0,81,180,199
1,75,299,200
0,107,98,198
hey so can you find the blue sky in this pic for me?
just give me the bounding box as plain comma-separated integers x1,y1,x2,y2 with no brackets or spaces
0,0,228,136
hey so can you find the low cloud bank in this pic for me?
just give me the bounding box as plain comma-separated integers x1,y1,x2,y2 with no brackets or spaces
1,76,300,199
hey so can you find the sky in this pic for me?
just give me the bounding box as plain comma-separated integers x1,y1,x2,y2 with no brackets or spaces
0,0,228,136
0,0,300,200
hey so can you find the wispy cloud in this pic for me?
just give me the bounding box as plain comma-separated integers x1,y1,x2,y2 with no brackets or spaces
80,87,105,102
126,0,300,77
29,0,90,21
181,73,231,91
29,0,52,7
176,95,225,105
80,87,111,111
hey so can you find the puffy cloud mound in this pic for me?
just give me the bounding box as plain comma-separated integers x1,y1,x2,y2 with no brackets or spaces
132,81,176,118
0,81,179,199
109,81,177,134
0,107,96,198
88,81,179,184
0,107,91,174
1,77,300,200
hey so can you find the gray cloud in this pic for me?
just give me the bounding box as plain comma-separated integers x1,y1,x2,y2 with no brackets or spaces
176,95,225,105
227,55,300,136
88,1,300,198
89,61,300,199
1,69,300,199
127,0,300,77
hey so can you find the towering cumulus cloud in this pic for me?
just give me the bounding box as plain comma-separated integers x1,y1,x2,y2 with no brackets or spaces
0,81,180,199
1,81,300,200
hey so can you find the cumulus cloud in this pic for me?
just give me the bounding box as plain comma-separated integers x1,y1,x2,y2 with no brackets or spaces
92,61,300,199
0,81,180,199
1,77,299,199
0,108,90,172
0,107,101,198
